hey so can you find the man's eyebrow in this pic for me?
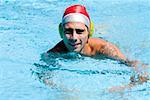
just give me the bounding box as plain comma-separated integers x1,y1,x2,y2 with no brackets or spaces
76,29,85,32
64,28,85,30
64,28,73,30
63,28,73,32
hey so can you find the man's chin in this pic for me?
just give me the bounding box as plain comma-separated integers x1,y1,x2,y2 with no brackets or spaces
73,49,81,52
67,45,81,52
69,48,81,53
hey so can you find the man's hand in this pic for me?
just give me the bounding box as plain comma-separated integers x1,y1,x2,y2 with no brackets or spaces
108,60,149,93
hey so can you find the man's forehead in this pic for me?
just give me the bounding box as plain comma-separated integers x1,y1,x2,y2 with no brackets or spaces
63,22,87,28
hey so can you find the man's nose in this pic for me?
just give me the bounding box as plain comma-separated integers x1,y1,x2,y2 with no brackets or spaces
71,30,78,42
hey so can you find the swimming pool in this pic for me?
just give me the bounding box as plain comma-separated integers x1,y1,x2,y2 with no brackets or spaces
0,0,149,100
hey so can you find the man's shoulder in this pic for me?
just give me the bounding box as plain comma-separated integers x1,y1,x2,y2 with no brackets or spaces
86,37,109,53
88,37,107,46
47,40,68,53
88,37,118,49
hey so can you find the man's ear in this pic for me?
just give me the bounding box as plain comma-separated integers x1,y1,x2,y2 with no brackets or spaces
59,23,63,38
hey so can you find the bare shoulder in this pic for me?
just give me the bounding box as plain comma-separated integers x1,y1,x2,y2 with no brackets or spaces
88,37,107,46
47,40,68,53
88,37,119,49
88,37,107,43
88,37,126,60
86,37,108,55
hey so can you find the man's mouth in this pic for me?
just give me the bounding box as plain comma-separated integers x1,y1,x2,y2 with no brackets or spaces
69,43,81,48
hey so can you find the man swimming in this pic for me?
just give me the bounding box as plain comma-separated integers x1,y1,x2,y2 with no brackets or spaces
47,4,126,62
46,4,148,81
43,4,149,92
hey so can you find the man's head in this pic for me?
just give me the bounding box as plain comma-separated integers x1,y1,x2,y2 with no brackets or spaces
59,4,92,52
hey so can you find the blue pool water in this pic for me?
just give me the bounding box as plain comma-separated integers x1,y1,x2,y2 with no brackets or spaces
0,0,150,100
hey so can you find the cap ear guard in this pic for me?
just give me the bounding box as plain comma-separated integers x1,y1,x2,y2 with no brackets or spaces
59,23,63,38
58,22,94,38
89,21,94,37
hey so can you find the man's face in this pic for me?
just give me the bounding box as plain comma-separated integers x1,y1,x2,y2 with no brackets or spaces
62,22,89,52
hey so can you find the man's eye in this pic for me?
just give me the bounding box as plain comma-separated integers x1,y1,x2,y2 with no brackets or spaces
64,29,73,34
64,31,72,34
76,29,85,34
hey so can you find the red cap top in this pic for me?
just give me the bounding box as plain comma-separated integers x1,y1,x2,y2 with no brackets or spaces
63,4,90,21
62,5,91,28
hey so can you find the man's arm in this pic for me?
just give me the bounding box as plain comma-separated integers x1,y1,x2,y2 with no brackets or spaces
100,42,149,92
99,42,127,62
100,41,149,81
